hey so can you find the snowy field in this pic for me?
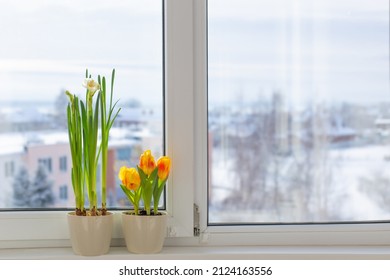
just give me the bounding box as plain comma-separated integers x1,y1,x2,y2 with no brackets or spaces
209,144,390,224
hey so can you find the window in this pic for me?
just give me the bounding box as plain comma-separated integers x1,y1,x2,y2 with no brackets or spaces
59,156,67,172
0,0,389,249
0,0,196,248
208,0,390,224
59,185,68,200
38,158,52,173
117,148,132,162
0,0,163,210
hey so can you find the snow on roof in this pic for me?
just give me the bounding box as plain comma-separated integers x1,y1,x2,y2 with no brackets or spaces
0,128,145,156
0,133,25,155
0,131,69,156
1,107,51,123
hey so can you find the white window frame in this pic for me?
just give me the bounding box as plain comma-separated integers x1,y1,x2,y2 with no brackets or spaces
192,0,390,247
0,0,195,249
1,0,390,250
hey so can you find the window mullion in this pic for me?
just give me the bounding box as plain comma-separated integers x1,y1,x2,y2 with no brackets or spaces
164,0,196,237
192,0,209,234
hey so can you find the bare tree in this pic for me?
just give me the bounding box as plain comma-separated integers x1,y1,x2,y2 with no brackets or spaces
221,95,341,222
222,92,287,216
287,104,338,222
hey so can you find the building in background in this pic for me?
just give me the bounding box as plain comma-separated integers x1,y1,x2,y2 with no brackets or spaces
0,102,163,209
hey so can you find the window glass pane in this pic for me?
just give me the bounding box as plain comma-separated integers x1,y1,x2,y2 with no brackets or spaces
0,0,163,209
208,0,390,223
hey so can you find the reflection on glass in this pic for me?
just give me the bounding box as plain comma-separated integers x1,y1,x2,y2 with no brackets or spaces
0,0,163,209
208,0,390,223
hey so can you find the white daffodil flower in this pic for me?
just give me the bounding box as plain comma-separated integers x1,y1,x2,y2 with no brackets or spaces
82,78,100,95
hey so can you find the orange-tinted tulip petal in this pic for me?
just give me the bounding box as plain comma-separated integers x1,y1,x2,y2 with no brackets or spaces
119,166,127,182
119,166,140,191
139,149,156,176
157,156,171,181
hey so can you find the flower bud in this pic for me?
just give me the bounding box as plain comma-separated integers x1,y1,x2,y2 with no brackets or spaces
157,156,171,181
119,166,140,191
139,150,156,176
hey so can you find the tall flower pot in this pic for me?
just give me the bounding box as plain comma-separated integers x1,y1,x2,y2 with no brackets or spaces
122,212,168,254
67,212,113,256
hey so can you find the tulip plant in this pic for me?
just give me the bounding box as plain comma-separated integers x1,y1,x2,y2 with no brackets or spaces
66,69,120,216
119,150,171,215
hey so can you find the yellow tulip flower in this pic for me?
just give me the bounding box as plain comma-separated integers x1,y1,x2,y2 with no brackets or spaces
157,156,171,181
119,167,140,191
139,150,156,176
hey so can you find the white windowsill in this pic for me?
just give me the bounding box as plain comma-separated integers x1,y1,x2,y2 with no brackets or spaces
1,245,390,260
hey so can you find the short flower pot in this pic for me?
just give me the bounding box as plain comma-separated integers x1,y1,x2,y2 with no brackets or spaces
121,212,168,254
67,212,113,256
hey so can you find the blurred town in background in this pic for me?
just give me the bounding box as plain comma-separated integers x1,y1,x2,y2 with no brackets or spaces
0,0,389,224
1,90,390,224
0,94,163,209
208,93,390,223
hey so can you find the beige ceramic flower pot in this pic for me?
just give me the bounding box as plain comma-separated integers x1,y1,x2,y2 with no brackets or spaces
67,212,113,256
122,212,168,254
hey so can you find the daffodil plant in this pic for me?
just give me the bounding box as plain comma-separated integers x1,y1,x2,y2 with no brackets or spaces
119,150,171,215
66,69,120,216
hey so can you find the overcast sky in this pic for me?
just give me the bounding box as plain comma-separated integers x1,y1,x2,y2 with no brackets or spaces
208,0,389,106
0,0,388,108
0,0,162,106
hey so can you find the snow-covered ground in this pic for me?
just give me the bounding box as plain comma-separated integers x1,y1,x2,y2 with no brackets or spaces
210,144,390,223
330,145,390,220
